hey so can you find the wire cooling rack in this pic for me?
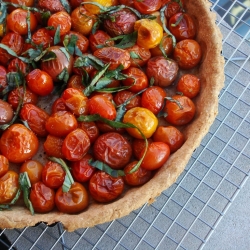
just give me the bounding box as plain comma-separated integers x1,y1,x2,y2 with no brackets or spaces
1,0,250,249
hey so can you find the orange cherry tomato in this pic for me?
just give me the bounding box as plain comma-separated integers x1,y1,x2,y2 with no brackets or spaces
124,161,152,186
0,155,9,178
67,75,85,92
132,138,152,160
55,182,89,213
30,181,55,213
0,99,14,125
150,33,173,57
140,142,170,170
7,8,37,35
176,74,201,98
43,134,64,158
126,45,151,67
26,69,54,96
0,124,39,163
20,160,43,185
123,107,158,139
31,28,53,49
89,30,114,52
153,126,184,153
0,171,19,204
78,121,100,144
45,111,78,137
20,103,50,137
83,0,114,14
164,95,196,125
42,161,65,189
134,0,161,14
89,171,124,202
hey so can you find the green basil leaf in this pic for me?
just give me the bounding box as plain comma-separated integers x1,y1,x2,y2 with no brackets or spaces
63,34,78,55
129,51,142,60
54,26,61,45
60,47,71,62
26,10,32,42
59,0,71,13
57,68,69,83
110,31,137,49
0,3,8,24
41,50,57,62
96,86,130,93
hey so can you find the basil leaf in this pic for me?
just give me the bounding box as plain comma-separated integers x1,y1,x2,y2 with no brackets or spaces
54,26,61,45
96,86,130,93
110,31,137,49
57,68,69,83
0,3,7,24
63,34,78,55
59,0,71,13
41,51,57,62
129,51,142,60
26,10,32,43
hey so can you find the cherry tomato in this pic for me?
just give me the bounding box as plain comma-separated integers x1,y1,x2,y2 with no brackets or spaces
173,39,202,69
95,121,125,134
26,69,54,96
123,107,158,139
89,171,124,202
41,46,74,82
147,56,179,87
38,0,66,13
140,142,170,170
118,0,134,7
8,58,30,75
61,88,89,116
0,99,14,125
150,33,173,57
0,155,9,178
89,91,114,102
94,47,131,70
71,154,96,182
126,45,151,67
103,9,137,37
176,74,201,98
0,171,19,204
78,121,100,144
45,111,78,137
55,182,89,213
42,161,65,189
62,128,91,161
20,160,43,185
164,95,196,125
94,132,132,169
164,1,184,20
71,6,96,36
69,0,82,9
0,124,39,163
67,75,85,92
73,56,95,76
122,67,148,93
153,126,185,153
134,0,161,14
51,98,68,114
89,30,114,52
134,19,163,49
8,0,34,9
7,8,37,35
141,86,167,115
31,28,53,49
30,182,55,213
8,86,38,110
124,161,152,186
43,134,64,158
47,11,71,36
88,95,116,120
83,0,114,14
132,138,153,160
0,66,7,92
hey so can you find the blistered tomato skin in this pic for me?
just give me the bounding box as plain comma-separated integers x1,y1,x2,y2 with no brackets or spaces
78,121,100,144
126,45,151,67
20,160,43,185
0,124,39,163
89,171,124,203
93,132,132,169
0,99,14,125
0,155,9,178
43,135,64,159
89,30,114,52
134,0,161,14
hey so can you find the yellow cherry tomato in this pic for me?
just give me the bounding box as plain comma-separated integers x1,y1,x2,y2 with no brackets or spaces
83,0,117,15
123,107,158,139
134,19,163,49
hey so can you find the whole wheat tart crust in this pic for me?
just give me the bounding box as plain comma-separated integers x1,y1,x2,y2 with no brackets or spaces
0,0,224,231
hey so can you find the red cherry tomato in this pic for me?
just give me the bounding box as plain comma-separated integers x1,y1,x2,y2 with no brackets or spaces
150,33,173,57
31,28,53,49
93,132,132,169
164,1,184,20
30,182,55,213
38,0,66,13
20,103,50,137
55,182,89,213
132,138,152,160
89,30,114,52
134,0,161,14
8,58,30,75
0,155,9,178
43,134,64,159
67,75,85,92
89,171,124,202
0,66,7,92
0,124,39,163
71,154,96,182
126,45,151,67
42,161,65,189
51,97,68,114
20,160,43,185
0,99,14,125
78,121,100,144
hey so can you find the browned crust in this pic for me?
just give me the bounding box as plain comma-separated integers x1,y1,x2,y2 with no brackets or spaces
0,0,224,231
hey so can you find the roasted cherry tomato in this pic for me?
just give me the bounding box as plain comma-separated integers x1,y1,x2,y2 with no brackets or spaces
93,132,132,169
43,134,64,158
132,138,153,160
8,58,30,75
123,107,158,139
30,181,55,213
31,28,53,49
89,30,114,52
164,95,196,125
122,67,148,93
51,98,68,114
0,66,7,92
140,142,170,170
0,155,9,178
20,160,43,185
55,182,89,213
78,121,100,144
67,75,85,92
126,45,151,67
71,154,96,182
45,111,78,137
73,56,95,76
150,33,173,57
176,74,201,98
89,171,124,202
118,0,134,7
0,171,19,204
134,0,161,14
153,126,184,153
146,56,179,87
7,8,37,35
124,161,152,186
83,0,115,14
141,86,167,115
42,161,65,189
0,99,14,125
8,0,34,9
94,47,131,70
173,39,202,69
164,1,184,20
0,124,39,163
38,0,66,13
88,95,116,120
95,121,125,134
20,103,50,137
62,128,91,161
